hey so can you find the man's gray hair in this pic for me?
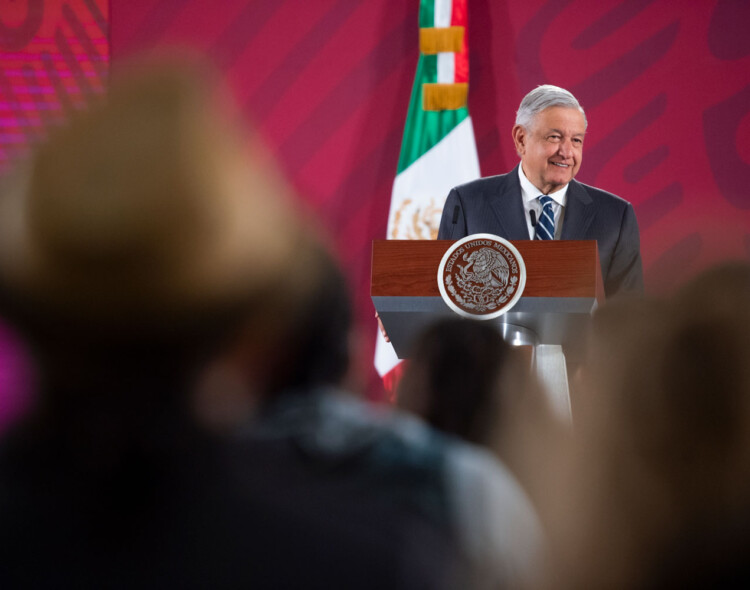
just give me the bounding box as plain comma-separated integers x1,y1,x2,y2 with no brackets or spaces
515,85,587,129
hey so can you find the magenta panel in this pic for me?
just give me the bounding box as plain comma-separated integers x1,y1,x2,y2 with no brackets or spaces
0,0,108,173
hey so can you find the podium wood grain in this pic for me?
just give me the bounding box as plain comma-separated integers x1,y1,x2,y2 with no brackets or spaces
372,240,604,301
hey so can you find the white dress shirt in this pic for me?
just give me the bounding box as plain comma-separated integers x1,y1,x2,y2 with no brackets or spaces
518,166,568,239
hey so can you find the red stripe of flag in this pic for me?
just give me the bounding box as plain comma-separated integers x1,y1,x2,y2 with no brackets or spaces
451,0,469,84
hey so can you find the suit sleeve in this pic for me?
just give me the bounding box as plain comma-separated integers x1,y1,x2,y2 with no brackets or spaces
607,203,644,296
438,188,467,240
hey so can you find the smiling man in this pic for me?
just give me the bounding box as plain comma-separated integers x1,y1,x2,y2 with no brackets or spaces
438,85,643,298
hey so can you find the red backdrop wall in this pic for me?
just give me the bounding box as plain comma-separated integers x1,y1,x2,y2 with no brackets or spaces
0,0,108,428
1,0,749,405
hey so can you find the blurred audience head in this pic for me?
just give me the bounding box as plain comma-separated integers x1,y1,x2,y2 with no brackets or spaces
0,56,310,424
543,260,750,589
396,318,515,445
224,235,354,403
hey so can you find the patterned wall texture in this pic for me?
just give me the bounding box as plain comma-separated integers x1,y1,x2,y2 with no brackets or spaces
1,0,749,403
0,0,108,173
0,0,108,428
111,0,750,396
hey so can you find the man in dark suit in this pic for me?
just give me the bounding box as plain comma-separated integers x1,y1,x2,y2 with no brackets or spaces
438,85,643,298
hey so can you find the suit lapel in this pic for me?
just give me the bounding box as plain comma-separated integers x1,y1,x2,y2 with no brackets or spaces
489,165,531,240
561,179,595,240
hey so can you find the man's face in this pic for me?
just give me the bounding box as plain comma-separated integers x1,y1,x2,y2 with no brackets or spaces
512,106,586,195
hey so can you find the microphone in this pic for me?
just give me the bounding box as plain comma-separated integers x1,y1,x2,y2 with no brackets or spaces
451,205,460,224
530,210,537,227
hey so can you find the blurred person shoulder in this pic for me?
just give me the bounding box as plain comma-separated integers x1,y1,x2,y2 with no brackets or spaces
241,381,543,589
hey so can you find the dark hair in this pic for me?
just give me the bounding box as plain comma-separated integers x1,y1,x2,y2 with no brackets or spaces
396,318,514,445
261,245,352,395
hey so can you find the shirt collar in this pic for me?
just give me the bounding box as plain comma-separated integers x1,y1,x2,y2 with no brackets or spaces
518,165,569,208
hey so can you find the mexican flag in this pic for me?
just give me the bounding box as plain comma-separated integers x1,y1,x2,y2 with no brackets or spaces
375,0,480,389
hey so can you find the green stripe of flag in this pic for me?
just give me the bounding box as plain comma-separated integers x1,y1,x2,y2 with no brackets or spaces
396,53,468,174
419,0,435,27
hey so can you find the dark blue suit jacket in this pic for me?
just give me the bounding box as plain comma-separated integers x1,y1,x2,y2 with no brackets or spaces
437,166,644,298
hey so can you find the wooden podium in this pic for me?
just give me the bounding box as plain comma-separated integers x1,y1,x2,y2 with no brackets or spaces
371,239,604,358
372,239,604,420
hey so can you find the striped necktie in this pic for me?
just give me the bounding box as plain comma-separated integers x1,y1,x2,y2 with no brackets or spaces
534,195,555,240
